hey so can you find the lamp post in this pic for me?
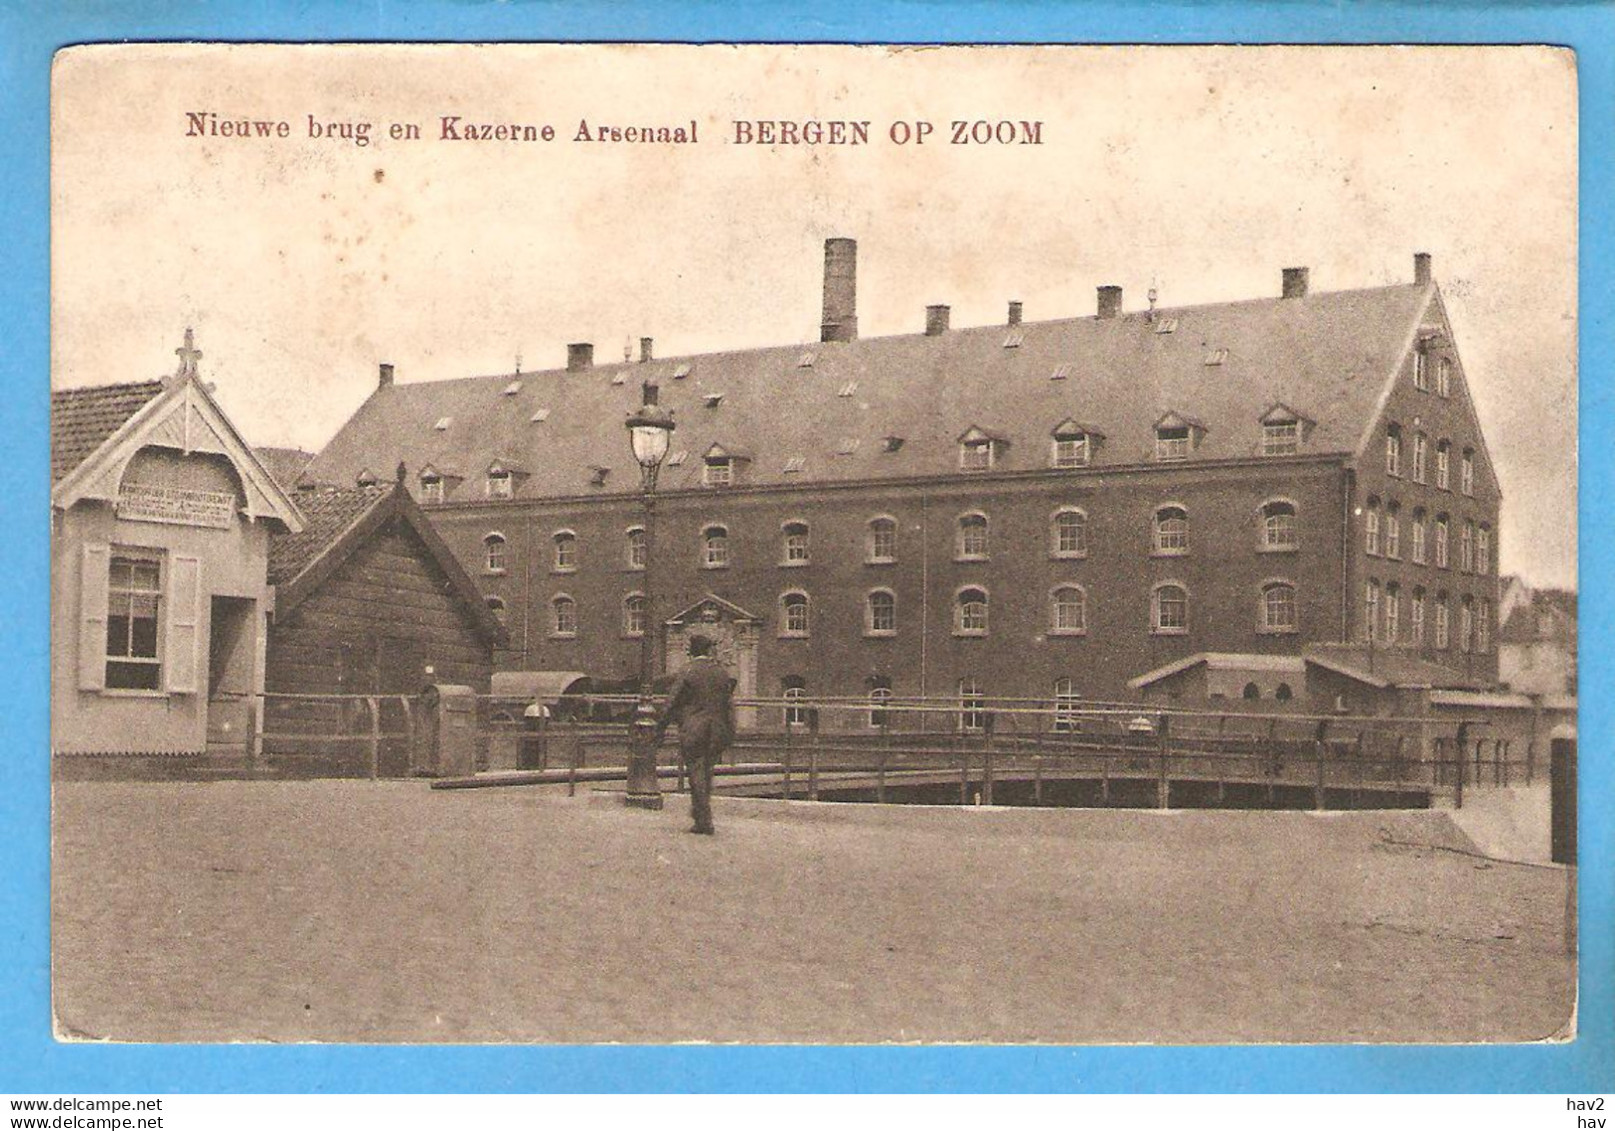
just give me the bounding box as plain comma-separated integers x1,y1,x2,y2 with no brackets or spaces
624,380,675,809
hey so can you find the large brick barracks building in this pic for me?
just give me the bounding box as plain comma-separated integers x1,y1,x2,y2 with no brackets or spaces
300,239,1501,726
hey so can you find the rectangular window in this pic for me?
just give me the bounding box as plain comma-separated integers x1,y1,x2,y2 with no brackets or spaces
1385,514,1401,559
1411,594,1426,644
1413,435,1427,483
1476,601,1491,652
1385,590,1400,641
486,473,512,499
1364,581,1380,643
106,554,162,690
868,522,896,563
1365,511,1380,556
420,477,444,503
1262,422,1298,456
1052,435,1089,468
1412,520,1427,564
1155,427,1190,461
1414,350,1429,391
1476,528,1490,575
1385,431,1402,478
960,441,993,470
703,459,732,487
1461,453,1475,496
1435,601,1451,649
1435,521,1449,568
1437,358,1452,397
1436,448,1450,490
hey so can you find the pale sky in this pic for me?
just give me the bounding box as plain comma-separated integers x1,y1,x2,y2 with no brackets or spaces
51,44,1577,588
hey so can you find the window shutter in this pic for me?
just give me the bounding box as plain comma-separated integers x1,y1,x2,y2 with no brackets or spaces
77,543,110,691
166,554,203,694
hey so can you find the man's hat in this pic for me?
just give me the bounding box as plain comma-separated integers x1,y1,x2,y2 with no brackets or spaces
688,634,716,656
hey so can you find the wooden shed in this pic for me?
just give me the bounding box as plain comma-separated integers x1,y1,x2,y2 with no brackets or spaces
264,476,506,773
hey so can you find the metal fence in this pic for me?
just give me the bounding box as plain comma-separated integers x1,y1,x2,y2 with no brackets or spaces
202,690,1539,809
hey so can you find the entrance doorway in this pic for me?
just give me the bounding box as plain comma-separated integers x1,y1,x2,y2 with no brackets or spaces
206,596,256,752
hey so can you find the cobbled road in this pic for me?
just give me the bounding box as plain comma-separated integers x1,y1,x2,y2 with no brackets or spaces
51,782,1576,1044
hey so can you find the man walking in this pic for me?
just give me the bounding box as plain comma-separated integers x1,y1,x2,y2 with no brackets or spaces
657,635,737,835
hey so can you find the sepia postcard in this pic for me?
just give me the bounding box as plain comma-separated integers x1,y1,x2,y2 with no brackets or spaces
48,42,1578,1047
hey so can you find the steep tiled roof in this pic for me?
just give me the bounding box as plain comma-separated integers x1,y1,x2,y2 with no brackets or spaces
50,380,167,483
267,484,391,587
304,283,1434,499
254,446,316,493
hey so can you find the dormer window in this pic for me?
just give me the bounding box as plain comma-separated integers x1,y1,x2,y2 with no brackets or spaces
420,473,444,504
356,468,380,488
703,457,731,487
1258,404,1310,457
1153,412,1202,461
1050,419,1099,469
1262,421,1298,455
1155,427,1190,461
433,416,452,432
957,426,1005,471
487,470,513,499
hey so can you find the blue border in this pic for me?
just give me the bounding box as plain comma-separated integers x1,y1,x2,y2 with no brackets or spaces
4,1,1610,1095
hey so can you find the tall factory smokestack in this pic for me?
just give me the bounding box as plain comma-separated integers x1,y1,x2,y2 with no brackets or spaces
820,237,858,343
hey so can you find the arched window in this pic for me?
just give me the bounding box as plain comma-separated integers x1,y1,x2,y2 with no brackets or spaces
1261,500,1298,550
866,516,897,563
1052,678,1081,733
782,677,808,728
781,521,810,566
1434,515,1450,568
1050,585,1087,634
958,678,986,733
1411,509,1428,564
1364,497,1381,556
1242,682,1261,701
1153,506,1189,554
955,587,989,636
866,589,897,636
1436,441,1451,490
779,591,810,637
867,677,893,729
1413,432,1428,483
1435,592,1451,650
1385,423,1403,478
1384,503,1401,559
552,530,577,572
702,524,729,569
484,595,506,624
1364,579,1381,642
956,513,989,560
1261,581,1297,633
483,532,507,573
1385,583,1401,642
1151,583,1188,634
1274,683,1294,702
625,527,647,570
1052,508,1088,557
622,593,646,637
1411,588,1427,645
550,595,577,637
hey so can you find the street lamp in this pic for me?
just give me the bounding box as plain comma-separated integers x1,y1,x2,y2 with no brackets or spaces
624,379,675,809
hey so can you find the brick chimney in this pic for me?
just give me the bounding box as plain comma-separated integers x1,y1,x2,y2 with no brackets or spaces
378,362,394,387
639,337,654,363
1282,267,1310,299
1414,252,1433,286
925,304,950,336
1007,301,1023,326
820,237,858,343
567,342,593,372
1097,285,1123,319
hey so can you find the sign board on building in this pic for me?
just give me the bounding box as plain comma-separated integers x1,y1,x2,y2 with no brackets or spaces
115,483,236,529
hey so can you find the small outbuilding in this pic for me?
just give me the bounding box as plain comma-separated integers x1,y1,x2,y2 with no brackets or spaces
264,473,506,774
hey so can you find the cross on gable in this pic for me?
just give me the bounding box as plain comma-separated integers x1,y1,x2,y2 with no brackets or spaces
174,328,203,380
